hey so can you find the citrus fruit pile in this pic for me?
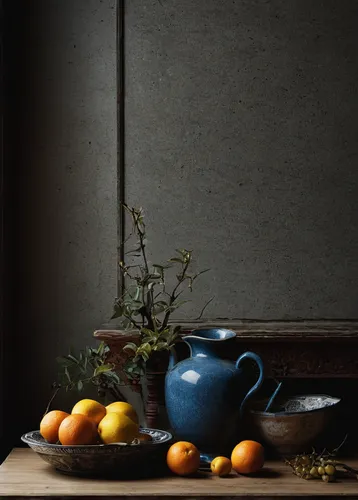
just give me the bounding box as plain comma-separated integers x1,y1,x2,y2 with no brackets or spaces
166,440,264,477
39,399,149,446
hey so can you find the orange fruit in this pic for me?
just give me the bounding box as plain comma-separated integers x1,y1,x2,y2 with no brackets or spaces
71,399,106,425
98,412,139,444
166,441,200,476
40,410,69,443
211,456,232,477
58,414,98,445
105,401,139,424
231,440,264,475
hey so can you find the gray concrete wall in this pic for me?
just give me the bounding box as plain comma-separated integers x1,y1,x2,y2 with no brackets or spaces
125,0,358,320
15,0,118,434
12,0,358,437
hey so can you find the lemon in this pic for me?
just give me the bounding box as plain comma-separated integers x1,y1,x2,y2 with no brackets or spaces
105,401,139,424
98,412,139,444
71,399,106,425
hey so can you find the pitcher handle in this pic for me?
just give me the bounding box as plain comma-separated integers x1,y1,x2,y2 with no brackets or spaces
235,352,264,418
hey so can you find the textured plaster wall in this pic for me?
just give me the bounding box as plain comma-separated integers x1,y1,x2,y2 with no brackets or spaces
125,0,358,320
14,0,118,434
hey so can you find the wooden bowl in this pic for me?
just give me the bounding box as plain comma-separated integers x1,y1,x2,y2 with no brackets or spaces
248,394,341,456
21,428,173,477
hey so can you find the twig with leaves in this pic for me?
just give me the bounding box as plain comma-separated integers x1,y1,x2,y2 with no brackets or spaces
111,205,212,376
47,342,127,414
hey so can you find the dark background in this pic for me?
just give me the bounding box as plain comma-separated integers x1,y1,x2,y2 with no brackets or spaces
2,0,358,456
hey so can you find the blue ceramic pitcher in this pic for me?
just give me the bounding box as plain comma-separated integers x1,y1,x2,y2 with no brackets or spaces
165,328,264,458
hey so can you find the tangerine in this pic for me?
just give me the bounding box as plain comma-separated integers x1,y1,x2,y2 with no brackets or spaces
58,414,98,445
40,410,69,444
166,441,200,476
211,456,232,477
231,440,264,475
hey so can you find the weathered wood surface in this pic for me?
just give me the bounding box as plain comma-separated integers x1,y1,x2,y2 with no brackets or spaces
94,321,358,379
1,448,357,498
95,320,358,341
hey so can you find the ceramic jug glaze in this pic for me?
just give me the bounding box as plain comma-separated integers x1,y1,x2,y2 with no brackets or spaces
165,329,264,457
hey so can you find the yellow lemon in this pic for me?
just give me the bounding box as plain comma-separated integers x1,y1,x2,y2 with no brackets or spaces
98,412,139,444
71,399,106,425
105,401,139,424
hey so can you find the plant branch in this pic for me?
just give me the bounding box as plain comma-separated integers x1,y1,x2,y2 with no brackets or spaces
160,257,191,331
195,296,214,320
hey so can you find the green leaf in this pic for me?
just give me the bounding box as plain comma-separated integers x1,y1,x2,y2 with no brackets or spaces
56,356,73,367
97,342,105,357
169,257,183,264
111,302,124,319
137,342,152,355
77,380,83,391
140,328,156,337
152,342,168,351
94,364,113,377
153,301,168,314
67,354,78,364
123,342,138,353
64,367,71,383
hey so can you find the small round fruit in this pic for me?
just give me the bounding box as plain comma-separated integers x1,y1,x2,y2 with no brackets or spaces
310,466,319,478
211,456,232,477
71,399,106,425
105,401,139,424
166,441,200,476
98,412,139,444
324,464,336,476
58,414,98,445
40,410,69,443
231,440,264,475
318,466,325,476
138,432,153,442
322,474,335,483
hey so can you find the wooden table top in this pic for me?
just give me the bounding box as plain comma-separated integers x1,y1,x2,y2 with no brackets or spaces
0,448,357,498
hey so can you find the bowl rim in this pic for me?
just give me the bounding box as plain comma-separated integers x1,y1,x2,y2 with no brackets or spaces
21,427,173,450
249,393,341,417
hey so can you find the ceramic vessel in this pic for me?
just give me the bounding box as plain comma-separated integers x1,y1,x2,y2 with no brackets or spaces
165,328,264,457
248,394,341,455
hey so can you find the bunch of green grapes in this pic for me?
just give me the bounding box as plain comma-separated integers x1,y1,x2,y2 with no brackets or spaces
288,454,337,482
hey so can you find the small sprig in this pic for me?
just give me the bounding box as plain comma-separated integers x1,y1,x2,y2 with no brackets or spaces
50,342,127,408
112,205,212,374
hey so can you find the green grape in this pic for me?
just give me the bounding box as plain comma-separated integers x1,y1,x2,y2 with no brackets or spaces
324,465,336,476
310,467,319,478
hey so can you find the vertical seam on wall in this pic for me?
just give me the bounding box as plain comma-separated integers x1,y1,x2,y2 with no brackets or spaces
117,0,125,298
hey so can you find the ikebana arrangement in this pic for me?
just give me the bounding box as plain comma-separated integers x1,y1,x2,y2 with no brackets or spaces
53,205,211,403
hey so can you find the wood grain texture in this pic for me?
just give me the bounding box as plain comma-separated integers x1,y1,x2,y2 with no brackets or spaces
95,320,358,341
1,449,357,498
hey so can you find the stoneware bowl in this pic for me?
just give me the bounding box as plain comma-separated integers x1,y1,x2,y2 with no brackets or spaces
248,394,341,456
21,428,173,478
